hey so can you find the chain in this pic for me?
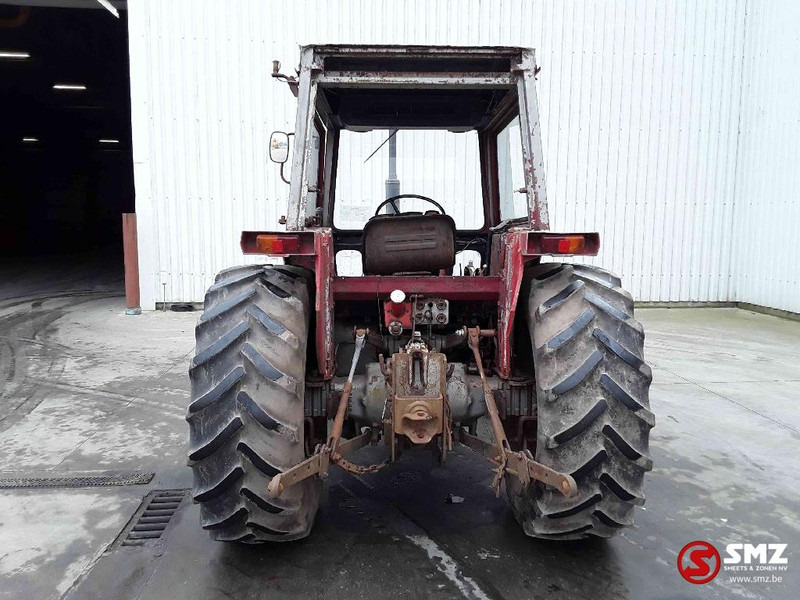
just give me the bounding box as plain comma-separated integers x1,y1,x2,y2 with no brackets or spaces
334,455,388,475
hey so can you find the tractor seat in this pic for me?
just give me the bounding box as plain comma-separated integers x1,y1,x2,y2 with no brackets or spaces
362,212,456,275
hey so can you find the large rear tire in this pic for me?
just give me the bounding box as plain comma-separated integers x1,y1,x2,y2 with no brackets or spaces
507,263,654,539
187,265,320,542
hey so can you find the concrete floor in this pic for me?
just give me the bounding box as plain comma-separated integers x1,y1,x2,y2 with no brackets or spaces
0,263,798,600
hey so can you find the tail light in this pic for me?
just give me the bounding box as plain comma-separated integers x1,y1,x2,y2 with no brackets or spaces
241,231,313,255
255,234,301,254
541,235,585,254
526,232,600,256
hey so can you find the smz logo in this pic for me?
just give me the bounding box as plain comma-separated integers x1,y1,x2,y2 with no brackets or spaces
725,544,788,565
678,541,721,584
678,541,789,584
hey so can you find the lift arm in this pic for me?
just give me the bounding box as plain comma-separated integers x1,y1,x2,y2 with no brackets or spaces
267,330,387,497
464,327,577,498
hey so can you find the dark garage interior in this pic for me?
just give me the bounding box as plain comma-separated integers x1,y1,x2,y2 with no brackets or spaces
0,2,132,271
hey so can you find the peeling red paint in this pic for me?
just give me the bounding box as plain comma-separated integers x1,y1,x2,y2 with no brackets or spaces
313,230,336,379
496,232,525,379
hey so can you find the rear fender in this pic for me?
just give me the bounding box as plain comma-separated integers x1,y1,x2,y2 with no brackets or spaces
242,229,335,378
494,230,599,378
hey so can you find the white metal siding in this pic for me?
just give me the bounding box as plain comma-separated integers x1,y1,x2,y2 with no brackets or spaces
732,1,800,313
128,0,795,313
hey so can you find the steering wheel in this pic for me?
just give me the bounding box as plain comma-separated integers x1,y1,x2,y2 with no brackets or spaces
373,194,447,217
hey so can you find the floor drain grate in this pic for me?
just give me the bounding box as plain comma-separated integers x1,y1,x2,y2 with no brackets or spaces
120,489,188,547
0,472,154,489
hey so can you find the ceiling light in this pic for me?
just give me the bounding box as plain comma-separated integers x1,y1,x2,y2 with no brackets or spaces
95,0,119,18
99,139,120,144
0,51,30,60
53,84,87,91
22,137,39,143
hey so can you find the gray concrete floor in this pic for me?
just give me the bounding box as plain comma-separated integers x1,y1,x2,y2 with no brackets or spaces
0,263,798,599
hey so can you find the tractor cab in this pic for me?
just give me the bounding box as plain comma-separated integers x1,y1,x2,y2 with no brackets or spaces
265,45,547,270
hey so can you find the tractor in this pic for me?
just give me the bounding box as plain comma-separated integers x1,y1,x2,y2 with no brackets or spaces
187,45,654,542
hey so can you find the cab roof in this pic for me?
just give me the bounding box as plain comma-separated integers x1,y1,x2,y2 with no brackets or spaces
303,45,534,131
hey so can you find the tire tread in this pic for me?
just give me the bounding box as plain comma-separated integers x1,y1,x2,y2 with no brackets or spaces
188,265,320,542
508,263,653,540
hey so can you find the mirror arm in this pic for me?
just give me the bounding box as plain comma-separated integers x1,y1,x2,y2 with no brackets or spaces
278,132,295,184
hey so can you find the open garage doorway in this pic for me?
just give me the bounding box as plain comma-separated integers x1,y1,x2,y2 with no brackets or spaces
0,1,133,299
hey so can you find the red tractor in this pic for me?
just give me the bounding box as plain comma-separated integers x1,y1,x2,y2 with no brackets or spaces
187,45,653,542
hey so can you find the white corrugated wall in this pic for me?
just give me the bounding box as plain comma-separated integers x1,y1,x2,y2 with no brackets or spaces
732,1,800,313
128,0,797,313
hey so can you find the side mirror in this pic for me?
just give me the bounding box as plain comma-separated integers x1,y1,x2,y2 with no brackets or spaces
269,131,290,164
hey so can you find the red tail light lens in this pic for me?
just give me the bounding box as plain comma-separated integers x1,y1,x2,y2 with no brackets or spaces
541,235,586,255
255,234,301,254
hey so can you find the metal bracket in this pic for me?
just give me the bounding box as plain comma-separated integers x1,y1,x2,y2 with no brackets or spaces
271,60,299,97
459,428,576,498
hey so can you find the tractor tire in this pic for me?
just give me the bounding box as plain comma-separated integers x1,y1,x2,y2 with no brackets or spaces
507,263,654,539
187,264,320,542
